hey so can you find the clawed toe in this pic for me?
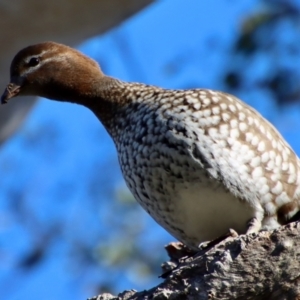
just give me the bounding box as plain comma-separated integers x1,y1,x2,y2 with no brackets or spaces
198,240,210,250
246,217,261,234
198,228,239,250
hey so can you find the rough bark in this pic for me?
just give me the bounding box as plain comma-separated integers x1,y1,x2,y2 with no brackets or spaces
0,0,153,144
91,222,300,300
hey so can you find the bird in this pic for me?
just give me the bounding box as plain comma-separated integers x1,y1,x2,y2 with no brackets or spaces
2,41,300,251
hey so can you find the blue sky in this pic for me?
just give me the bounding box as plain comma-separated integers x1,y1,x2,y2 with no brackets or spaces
1,0,300,299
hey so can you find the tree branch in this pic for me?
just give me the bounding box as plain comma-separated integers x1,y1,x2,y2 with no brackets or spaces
91,221,300,300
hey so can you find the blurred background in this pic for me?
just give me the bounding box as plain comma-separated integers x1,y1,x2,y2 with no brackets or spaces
1,0,300,299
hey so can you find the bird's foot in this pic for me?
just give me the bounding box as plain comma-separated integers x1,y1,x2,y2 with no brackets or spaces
198,228,239,251
245,217,261,234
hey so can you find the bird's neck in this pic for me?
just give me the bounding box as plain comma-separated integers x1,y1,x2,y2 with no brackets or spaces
47,75,129,131
72,76,160,138
80,76,130,129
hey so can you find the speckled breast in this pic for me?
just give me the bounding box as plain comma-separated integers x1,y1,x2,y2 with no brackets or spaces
111,87,300,249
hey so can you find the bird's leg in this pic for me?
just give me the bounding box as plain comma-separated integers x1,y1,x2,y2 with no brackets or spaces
198,228,239,250
245,217,261,234
199,216,262,251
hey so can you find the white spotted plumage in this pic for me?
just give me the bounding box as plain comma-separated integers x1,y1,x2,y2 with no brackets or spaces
102,83,300,249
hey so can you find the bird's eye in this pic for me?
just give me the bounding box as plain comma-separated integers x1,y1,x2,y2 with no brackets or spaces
28,57,40,67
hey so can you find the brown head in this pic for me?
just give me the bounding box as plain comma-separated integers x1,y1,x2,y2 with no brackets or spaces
1,42,105,105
